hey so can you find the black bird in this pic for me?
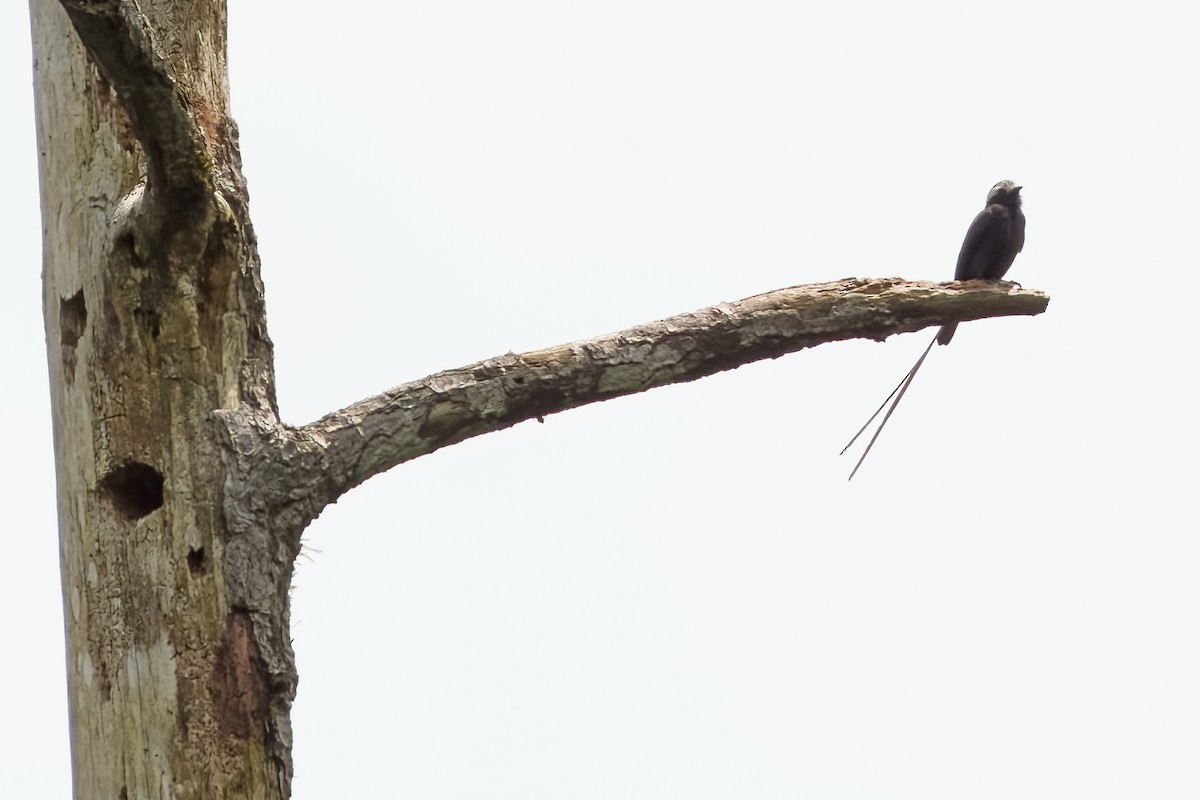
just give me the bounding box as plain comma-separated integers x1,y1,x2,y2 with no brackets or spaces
842,180,1025,479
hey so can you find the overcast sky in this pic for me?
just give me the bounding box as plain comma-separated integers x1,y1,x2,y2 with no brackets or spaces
3,2,1197,798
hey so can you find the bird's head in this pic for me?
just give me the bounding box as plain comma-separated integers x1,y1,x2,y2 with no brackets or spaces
987,180,1023,207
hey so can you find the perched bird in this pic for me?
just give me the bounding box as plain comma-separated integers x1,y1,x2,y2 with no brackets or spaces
937,180,1026,344
842,180,1026,479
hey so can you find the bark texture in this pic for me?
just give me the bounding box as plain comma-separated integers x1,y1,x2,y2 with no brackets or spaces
215,278,1046,538
31,1,1049,798
34,0,286,797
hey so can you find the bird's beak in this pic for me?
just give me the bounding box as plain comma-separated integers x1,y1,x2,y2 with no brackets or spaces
1014,185,1023,192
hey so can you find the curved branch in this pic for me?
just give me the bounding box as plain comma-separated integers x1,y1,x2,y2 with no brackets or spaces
217,278,1048,539
60,0,211,205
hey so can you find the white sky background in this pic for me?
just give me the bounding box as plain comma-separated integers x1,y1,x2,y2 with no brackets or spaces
2,2,1197,797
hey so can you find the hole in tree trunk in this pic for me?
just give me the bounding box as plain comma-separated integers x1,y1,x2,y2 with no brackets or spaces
60,290,87,384
187,547,205,573
100,462,164,520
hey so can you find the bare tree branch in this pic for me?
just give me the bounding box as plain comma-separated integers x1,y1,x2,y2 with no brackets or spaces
216,278,1048,539
59,0,212,205
58,0,278,410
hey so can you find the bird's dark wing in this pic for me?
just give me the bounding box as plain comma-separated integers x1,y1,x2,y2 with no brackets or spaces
954,204,1011,281
1009,208,1026,264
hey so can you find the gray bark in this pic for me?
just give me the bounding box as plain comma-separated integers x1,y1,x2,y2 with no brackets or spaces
220,277,1045,539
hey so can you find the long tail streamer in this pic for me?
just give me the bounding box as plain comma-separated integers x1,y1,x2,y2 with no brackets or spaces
842,334,938,480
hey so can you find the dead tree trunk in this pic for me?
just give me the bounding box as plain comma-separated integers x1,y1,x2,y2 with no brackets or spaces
30,1,1047,797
